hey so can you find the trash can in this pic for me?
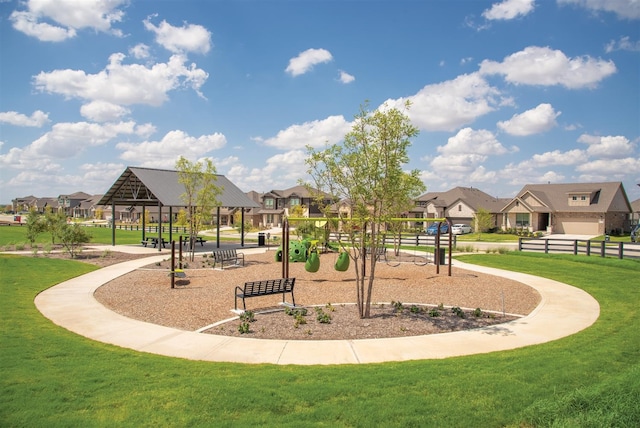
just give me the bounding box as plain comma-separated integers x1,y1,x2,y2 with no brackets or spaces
437,248,446,265
258,233,265,247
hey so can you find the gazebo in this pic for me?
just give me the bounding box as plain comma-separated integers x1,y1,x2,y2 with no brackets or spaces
97,166,261,249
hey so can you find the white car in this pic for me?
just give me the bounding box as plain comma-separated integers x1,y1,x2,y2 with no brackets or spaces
451,224,472,235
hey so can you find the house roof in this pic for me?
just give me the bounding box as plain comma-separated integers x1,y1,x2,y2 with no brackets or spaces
631,198,640,213
97,167,260,209
505,182,632,213
417,187,508,213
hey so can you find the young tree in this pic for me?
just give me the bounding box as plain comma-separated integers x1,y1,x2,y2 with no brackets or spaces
473,207,493,240
25,210,46,244
304,101,425,318
175,156,222,260
58,223,92,258
43,209,67,244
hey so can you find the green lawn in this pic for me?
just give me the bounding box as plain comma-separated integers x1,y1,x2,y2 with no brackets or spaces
455,232,520,242
1,252,638,426
0,225,253,248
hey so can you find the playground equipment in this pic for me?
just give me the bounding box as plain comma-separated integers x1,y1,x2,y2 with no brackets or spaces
279,217,452,276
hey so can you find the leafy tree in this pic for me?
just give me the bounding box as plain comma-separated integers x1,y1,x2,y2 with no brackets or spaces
233,210,254,236
94,208,103,220
43,209,67,244
304,101,425,318
58,223,92,258
175,156,222,260
25,210,46,244
176,209,188,227
473,207,493,240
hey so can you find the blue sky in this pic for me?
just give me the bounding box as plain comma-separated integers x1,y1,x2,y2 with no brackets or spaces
1,0,639,204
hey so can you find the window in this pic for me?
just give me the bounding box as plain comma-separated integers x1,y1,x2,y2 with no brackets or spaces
265,198,274,209
581,196,586,201
572,196,577,201
516,213,530,227
458,204,462,212
290,197,300,206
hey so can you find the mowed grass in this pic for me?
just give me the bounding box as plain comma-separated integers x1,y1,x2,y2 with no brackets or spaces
1,252,638,426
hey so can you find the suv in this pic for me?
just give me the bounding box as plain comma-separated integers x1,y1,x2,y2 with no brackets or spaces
631,224,640,243
426,223,449,235
451,224,472,235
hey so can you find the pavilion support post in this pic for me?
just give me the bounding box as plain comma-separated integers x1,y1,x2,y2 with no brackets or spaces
142,203,146,241
158,201,162,252
111,201,116,246
168,206,173,244
216,206,221,248
241,208,245,247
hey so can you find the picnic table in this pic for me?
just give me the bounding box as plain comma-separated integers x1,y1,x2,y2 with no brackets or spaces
141,237,168,248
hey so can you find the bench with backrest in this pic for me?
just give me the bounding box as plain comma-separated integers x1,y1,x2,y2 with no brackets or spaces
212,248,244,269
235,278,296,310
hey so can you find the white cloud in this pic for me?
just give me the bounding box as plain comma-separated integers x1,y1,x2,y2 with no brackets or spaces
338,70,355,84
29,121,140,157
262,115,351,150
285,48,333,77
0,110,50,127
143,17,212,54
482,0,535,20
497,103,560,136
529,149,588,166
424,128,515,184
605,36,640,52
0,121,148,172
576,157,640,174
479,46,616,88
129,43,151,59
558,0,640,20
80,101,130,122
116,130,227,168
437,128,510,156
10,0,126,42
387,73,503,132
578,134,635,158
33,53,209,106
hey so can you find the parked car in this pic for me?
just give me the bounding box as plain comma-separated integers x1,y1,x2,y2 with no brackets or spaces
425,223,449,235
631,224,640,243
451,224,472,235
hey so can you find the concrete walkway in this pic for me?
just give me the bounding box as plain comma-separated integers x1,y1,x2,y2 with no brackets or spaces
34,247,600,365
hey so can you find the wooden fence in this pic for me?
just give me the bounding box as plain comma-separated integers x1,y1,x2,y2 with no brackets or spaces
518,237,640,260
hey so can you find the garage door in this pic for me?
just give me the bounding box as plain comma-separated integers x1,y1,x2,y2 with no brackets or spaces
556,219,600,235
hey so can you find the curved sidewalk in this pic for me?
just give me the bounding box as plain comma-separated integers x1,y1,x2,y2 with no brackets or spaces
35,250,600,365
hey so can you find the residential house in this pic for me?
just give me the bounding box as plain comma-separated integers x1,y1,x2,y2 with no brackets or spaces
415,187,509,230
501,182,632,235
631,198,640,226
257,185,333,228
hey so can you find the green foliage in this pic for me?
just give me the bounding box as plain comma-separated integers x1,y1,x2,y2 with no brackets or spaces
472,207,493,240
451,306,466,318
175,156,222,261
58,222,92,258
303,101,426,319
25,210,46,244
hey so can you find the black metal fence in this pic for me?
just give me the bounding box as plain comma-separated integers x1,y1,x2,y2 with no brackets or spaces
518,237,640,260
328,232,456,248
91,223,190,234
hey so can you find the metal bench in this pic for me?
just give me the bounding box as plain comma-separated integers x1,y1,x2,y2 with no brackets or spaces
212,248,244,269
234,278,296,310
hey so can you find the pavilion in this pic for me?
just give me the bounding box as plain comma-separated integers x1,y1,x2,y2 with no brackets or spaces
97,166,260,249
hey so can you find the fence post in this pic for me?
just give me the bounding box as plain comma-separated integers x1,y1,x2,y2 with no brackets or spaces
518,237,523,251
618,242,623,259
600,241,605,258
586,240,591,256
573,240,578,255
544,239,549,254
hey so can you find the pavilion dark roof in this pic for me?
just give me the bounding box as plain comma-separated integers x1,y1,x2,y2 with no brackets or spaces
97,167,260,209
